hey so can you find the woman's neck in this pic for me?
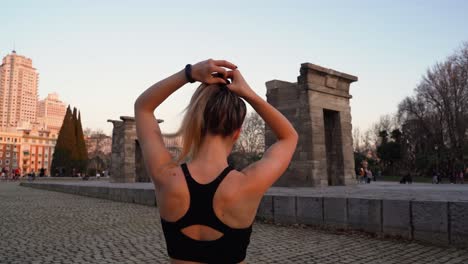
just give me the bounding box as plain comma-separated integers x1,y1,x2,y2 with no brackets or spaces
192,134,232,166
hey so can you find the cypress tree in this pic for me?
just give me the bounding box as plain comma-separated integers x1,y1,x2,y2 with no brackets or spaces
75,111,88,173
51,106,76,176
70,107,79,171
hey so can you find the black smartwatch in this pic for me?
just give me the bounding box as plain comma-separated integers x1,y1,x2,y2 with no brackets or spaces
184,64,196,83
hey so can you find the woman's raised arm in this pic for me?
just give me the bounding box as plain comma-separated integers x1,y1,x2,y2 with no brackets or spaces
226,70,298,196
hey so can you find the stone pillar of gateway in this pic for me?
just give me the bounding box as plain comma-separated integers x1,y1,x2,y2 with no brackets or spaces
107,116,180,183
265,63,358,187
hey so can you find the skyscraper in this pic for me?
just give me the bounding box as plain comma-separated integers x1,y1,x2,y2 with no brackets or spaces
37,93,66,135
0,51,39,129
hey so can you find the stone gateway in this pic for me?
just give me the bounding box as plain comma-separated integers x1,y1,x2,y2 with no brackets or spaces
265,63,358,187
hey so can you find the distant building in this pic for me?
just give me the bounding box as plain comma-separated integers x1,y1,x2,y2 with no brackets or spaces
0,51,39,129
0,127,56,174
37,93,66,135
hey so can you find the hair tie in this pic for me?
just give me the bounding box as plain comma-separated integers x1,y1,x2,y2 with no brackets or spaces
212,72,231,84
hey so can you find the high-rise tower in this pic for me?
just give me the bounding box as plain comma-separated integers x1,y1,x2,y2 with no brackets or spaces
0,51,39,129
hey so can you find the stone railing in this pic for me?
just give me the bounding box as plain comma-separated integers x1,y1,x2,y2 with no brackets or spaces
256,195,468,248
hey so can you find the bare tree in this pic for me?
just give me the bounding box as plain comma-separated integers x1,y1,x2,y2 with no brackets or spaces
85,128,112,173
234,112,265,154
361,129,374,152
398,42,468,174
372,114,397,145
352,126,362,152
230,113,265,169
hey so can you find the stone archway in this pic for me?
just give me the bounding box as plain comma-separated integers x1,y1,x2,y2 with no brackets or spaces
107,116,162,183
107,117,181,183
265,63,358,187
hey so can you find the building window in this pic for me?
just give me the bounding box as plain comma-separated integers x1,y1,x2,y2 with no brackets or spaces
0,160,2,165
5,160,9,165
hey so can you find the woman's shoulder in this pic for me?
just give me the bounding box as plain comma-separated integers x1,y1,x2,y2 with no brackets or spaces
153,163,185,188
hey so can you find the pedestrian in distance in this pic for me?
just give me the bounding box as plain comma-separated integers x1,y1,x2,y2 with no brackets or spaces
432,171,438,184
134,59,298,263
366,169,373,183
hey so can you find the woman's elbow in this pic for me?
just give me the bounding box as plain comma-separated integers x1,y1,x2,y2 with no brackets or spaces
290,128,299,144
134,97,148,112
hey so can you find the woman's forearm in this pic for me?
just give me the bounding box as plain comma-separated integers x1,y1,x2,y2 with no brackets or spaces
134,70,188,112
244,93,298,141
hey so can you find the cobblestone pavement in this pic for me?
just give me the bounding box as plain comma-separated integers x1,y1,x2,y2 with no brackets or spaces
1,183,468,264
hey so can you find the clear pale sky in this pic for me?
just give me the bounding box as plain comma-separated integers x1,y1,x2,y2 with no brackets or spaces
1,0,467,135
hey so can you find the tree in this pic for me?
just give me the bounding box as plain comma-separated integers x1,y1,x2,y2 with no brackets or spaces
75,111,88,173
234,112,265,154
51,106,76,176
230,113,265,169
51,106,88,176
376,129,402,175
85,128,111,174
352,127,362,152
398,42,468,175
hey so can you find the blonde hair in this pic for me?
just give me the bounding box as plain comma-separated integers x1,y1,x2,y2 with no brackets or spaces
175,83,247,163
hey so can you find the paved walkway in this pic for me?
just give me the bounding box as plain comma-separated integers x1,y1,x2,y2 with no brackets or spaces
1,183,468,264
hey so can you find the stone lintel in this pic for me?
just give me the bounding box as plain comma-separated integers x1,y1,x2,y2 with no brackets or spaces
120,116,135,122
107,119,122,125
119,115,164,123
307,83,352,99
265,80,295,90
300,63,358,83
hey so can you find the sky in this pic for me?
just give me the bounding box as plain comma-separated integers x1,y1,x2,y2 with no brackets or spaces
1,0,467,135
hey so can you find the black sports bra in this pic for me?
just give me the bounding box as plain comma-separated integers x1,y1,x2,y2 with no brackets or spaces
160,163,253,263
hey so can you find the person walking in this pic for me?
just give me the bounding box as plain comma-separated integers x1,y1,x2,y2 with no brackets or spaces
432,171,438,184
134,59,298,263
365,169,373,184
358,167,365,184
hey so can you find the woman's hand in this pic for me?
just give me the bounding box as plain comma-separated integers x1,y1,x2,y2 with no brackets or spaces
226,70,257,99
191,59,237,84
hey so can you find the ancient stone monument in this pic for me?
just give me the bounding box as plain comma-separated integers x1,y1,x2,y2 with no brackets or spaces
265,63,358,187
107,116,161,183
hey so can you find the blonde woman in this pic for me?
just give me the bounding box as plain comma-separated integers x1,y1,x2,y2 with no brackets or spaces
134,59,298,263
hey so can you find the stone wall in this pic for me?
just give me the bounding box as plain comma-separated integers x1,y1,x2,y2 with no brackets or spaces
255,195,468,248
266,63,357,187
